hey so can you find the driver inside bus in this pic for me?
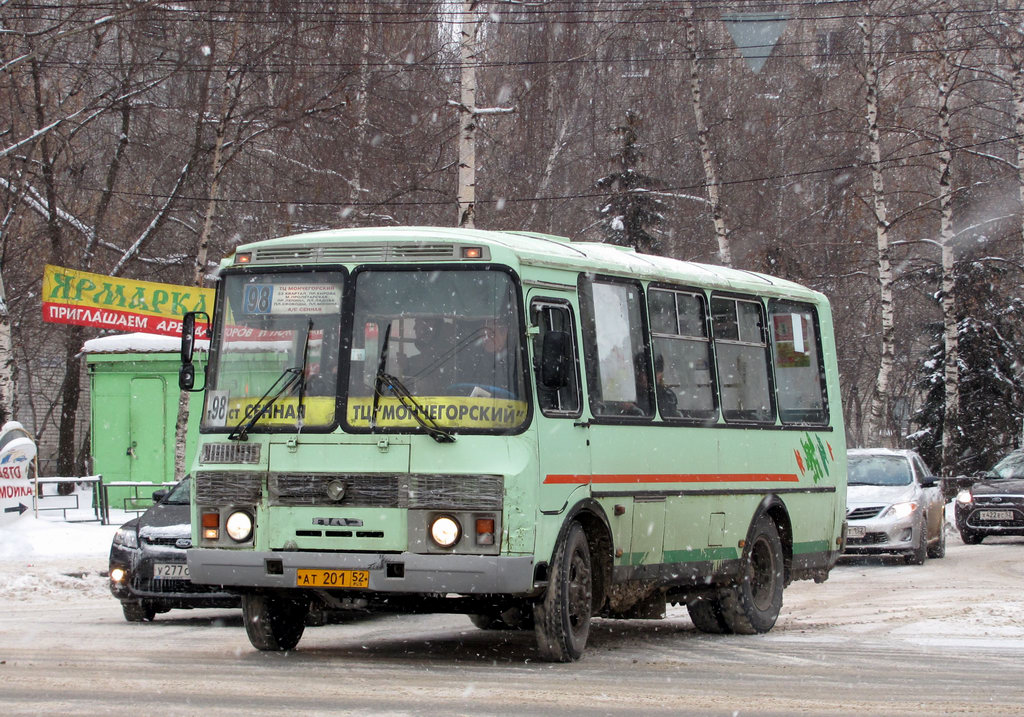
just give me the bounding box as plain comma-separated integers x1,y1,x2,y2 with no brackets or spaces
457,316,519,398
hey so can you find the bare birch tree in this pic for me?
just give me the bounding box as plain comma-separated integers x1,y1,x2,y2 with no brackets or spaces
859,5,897,447
682,2,732,267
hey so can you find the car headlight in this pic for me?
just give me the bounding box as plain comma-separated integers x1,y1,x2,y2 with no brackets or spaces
109,566,127,584
225,510,254,542
430,515,461,548
882,501,917,520
956,489,974,505
113,527,138,549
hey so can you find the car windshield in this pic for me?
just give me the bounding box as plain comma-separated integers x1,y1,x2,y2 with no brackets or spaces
847,455,912,486
163,478,190,505
991,451,1024,479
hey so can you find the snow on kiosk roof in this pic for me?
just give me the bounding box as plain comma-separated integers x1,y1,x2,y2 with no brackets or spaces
82,332,208,354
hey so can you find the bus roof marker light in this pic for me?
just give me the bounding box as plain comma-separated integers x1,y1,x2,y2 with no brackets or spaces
461,246,483,259
235,252,252,264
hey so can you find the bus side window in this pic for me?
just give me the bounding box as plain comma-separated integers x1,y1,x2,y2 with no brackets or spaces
711,296,774,423
648,288,717,421
530,301,581,417
580,278,653,419
768,301,828,425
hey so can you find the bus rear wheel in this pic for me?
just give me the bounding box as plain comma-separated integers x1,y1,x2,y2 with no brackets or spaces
533,521,593,662
242,592,308,651
720,515,784,635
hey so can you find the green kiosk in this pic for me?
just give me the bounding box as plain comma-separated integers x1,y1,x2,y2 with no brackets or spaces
84,333,205,513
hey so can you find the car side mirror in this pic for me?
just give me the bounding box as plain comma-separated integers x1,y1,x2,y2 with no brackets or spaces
151,489,169,503
540,330,572,389
919,475,939,488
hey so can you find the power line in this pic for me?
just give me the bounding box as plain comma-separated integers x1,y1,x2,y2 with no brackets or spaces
58,131,1022,210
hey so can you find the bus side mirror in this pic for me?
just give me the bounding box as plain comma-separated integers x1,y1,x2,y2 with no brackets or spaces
540,330,572,389
181,312,197,363
179,311,209,392
179,363,195,391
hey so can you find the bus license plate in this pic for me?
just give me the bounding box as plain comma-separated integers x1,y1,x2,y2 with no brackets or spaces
978,510,1013,521
154,563,190,580
846,526,866,539
296,569,369,588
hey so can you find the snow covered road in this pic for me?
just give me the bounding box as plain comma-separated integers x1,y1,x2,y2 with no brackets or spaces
1,517,1022,715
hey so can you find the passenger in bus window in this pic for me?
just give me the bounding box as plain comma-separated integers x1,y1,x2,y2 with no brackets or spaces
654,354,680,418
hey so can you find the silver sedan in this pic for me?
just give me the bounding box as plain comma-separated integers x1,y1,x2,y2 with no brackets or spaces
844,448,946,564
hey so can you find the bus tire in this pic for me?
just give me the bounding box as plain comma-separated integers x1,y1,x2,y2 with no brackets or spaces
533,521,593,662
242,592,307,651
469,605,533,631
686,595,732,634
720,514,784,635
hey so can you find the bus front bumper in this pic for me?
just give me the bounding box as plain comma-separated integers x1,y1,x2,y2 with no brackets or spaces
186,548,536,595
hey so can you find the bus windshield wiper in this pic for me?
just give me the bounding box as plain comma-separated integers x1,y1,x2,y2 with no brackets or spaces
370,323,392,433
371,323,454,443
376,370,455,443
229,365,304,441
295,319,313,434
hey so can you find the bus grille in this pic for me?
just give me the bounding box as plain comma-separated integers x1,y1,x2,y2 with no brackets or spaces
269,473,503,510
194,471,262,505
200,442,261,464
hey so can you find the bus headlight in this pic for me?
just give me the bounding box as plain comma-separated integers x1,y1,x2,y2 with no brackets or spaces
430,515,461,547
225,511,254,542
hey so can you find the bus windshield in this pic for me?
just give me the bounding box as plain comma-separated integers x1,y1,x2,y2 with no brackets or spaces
202,267,528,435
202,271,345,433
345,268,527,434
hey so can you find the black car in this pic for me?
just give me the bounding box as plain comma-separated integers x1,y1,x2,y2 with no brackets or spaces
955,450,1024,544
108,477,238,621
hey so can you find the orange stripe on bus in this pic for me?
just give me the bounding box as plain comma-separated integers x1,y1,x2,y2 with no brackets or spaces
543,473,800,485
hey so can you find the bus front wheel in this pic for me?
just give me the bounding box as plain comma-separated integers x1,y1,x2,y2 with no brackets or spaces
686,595,731,634
242,592,308,651
533,521,593,662
720,514,784,635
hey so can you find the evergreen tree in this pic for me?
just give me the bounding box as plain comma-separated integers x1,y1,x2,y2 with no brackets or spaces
595,110,667,255
910,262,1024,474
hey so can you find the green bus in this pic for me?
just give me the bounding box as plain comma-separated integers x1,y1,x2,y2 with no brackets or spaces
180,226,847,662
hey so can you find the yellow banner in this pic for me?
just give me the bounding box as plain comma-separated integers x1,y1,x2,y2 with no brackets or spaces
42,264,214,337
347,396,528,429
209,396,336,427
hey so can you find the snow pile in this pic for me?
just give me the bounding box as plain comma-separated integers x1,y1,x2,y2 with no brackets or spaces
0,508,120,601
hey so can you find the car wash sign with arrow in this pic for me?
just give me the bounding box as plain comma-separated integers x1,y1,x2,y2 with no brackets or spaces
0,422,35,524
42,265,214,338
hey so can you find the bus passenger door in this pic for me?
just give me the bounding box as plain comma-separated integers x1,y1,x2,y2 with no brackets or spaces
529,296,591,517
